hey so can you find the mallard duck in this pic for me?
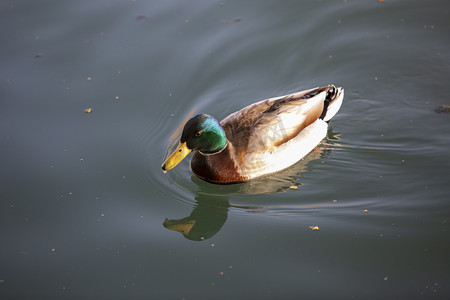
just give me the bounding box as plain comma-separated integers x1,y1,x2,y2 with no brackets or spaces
162,85,344,183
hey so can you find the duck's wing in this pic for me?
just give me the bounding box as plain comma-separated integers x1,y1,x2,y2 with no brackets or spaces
221,85,336,155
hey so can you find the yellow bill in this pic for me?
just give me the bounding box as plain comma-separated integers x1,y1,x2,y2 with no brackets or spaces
161,141,192,172
163,218,196,236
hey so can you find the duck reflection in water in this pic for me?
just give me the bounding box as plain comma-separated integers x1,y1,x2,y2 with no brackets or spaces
163,194,229,241
163,129,340,241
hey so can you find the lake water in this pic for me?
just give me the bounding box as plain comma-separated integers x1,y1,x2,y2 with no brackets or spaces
1,0,450,299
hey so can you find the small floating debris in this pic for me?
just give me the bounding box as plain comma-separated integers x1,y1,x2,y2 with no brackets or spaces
35,53,43,58
309,226,320,231
289,185,298,190
363,209,368,213
85,108,92,114
435,105,450,113
222,17,241,24
87,77,92,81
136,14,147,20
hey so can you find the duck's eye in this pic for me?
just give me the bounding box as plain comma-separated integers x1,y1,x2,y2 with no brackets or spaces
195,131,202,137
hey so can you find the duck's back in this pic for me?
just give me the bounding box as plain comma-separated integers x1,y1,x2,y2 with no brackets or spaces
221,86,337,154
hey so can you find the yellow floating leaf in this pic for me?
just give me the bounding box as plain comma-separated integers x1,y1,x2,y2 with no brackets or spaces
85,108,92,114
309,226,320,231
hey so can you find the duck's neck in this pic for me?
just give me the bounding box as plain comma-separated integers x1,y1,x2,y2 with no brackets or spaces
199,140,228,155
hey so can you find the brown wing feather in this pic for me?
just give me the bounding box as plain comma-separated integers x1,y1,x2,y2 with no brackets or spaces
220,86,330,158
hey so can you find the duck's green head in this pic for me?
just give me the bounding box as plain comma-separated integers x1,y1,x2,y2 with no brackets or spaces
162,114,227,172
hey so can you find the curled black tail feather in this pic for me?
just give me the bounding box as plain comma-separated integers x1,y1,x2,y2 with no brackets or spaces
319,85,337,120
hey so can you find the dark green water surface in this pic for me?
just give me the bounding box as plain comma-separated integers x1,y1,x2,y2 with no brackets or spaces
1,0,450,299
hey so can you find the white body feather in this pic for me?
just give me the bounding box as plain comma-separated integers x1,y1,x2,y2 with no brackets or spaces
236,119,328,178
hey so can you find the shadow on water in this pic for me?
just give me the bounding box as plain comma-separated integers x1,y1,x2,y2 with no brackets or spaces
163,128,341,241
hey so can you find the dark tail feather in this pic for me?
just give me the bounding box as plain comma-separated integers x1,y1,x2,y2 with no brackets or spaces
319,85,343,122
319,85,337,120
